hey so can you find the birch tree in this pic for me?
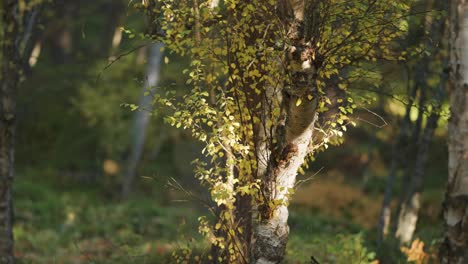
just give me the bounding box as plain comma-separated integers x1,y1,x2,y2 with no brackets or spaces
121,42,164,199
376,0,449,245
394,1,448,245
142,0,412,262
439,0,468,262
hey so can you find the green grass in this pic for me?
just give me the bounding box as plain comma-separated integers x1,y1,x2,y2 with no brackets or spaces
12,170,441,263
14,175,202,263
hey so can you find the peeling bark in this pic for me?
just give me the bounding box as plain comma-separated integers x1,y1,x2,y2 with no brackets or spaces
253,100,317,264
439,0,468,262
252,2,319,262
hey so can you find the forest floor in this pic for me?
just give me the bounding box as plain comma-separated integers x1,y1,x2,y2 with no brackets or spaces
13,171,441,264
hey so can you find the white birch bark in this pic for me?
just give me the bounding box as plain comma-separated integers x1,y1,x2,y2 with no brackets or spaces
439,0,468,262
253,99,317,264
252,2,319,263
395,0,447,244
121,43,163,199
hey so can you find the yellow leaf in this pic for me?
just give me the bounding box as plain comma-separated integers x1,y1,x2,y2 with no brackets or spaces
296,98,302,106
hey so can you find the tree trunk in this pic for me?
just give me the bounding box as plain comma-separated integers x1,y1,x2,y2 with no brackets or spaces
396,54,447,246
252,1,321,263
253,98,318,264
102,1,125,57
48,3,73,65
395,0,449,245
0,1,23,262
439,0,468,262
395,109,441,244
121,43,163,199
1,2,41,261
377,82,417,243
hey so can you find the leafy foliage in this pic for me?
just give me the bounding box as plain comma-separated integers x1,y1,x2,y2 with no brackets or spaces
139,0,414,261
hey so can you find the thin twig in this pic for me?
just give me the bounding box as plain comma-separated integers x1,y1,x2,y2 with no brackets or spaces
354,107,388,128
295,167,324,189
96,43,149,82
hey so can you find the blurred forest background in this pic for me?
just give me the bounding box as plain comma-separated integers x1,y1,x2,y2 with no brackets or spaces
0,0,455,263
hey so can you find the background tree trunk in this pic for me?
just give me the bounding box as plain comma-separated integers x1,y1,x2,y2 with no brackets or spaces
395,106,441,244
0,0,19,258
395,1,448,244
439,0,468,262
102,1,125,57
377,0,448,245
377,84,416,243
121,43,163,199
